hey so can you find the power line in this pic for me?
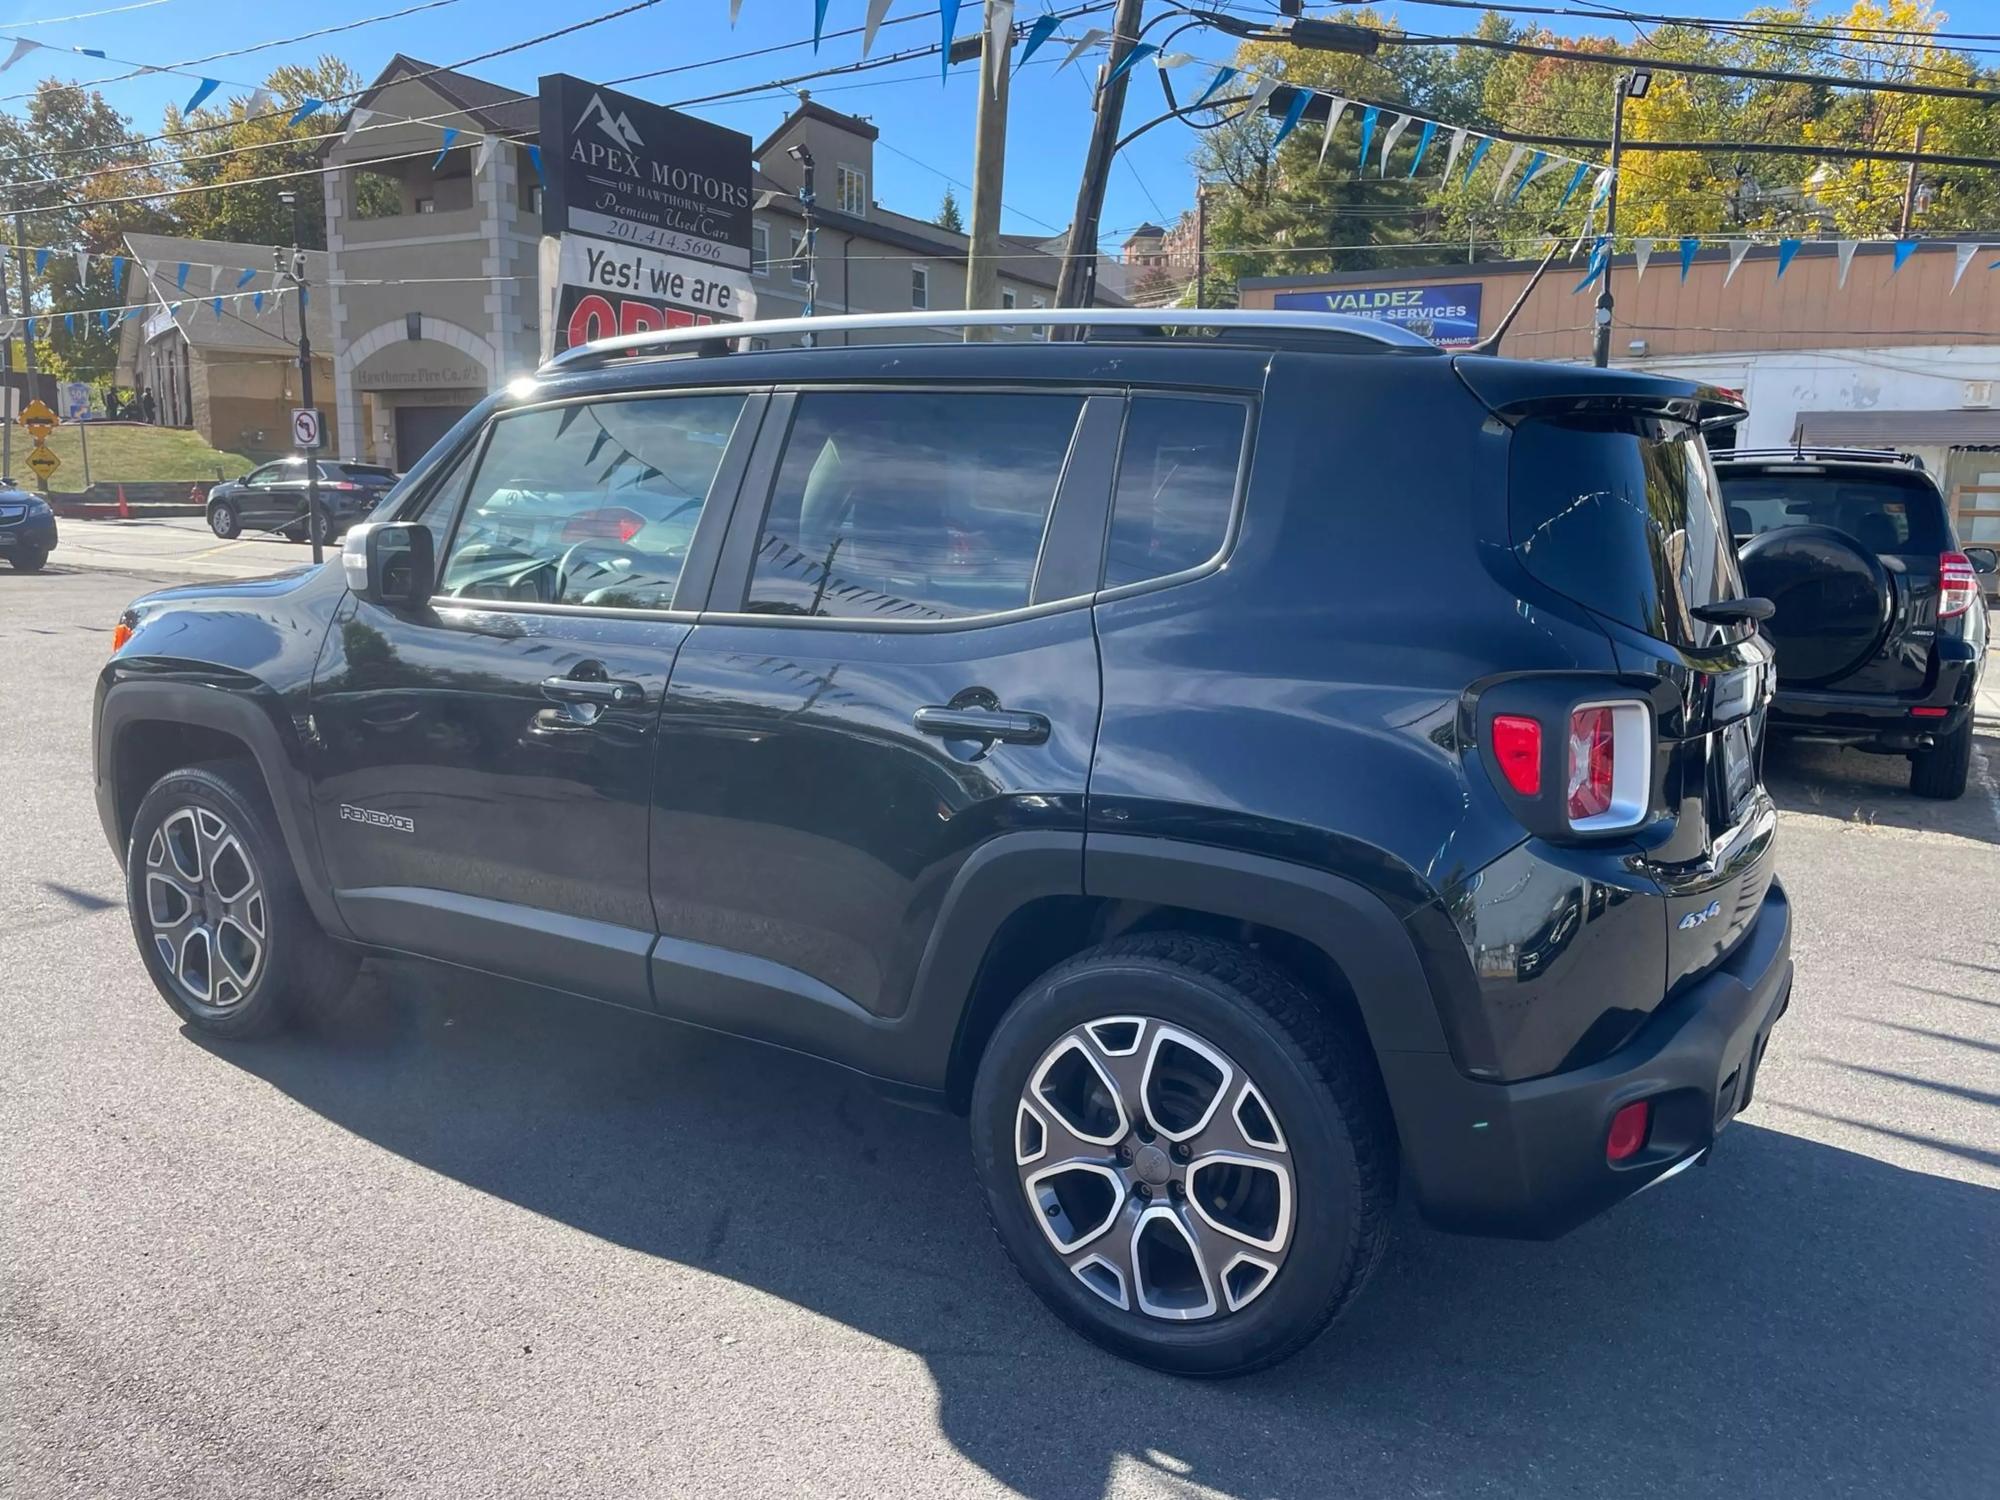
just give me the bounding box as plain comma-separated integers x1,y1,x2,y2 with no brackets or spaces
1347,0,2000,48
7,0,173,24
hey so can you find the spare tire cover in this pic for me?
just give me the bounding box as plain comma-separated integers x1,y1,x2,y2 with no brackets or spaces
1737,523,1893,687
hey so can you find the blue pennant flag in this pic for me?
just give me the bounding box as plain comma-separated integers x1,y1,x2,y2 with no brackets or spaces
526,144,546,184
99,310,111,331
122,305,140,321
1461,135,1492,185
298,287,308,311
1679,236,1700,281
813,0,829,50
1356,106,1379,172
1020,14,1061,65
33,248,49,277
1108,43,1158,83
236,267,257,288
1406,119,1437,178
939,0,961,78
1554,160,1590,210
1194,65,1237,108
1505,150,1548,205
23,318,34,340
64,313,75,335
1573,237,1610,293
111,254,125,289
79,48,104,58
1775,238,1802,277
212,298,223,319
432,127,458,168
1273,89,1312,148
289,98,324,126
1891,238,1919,272
176,262,189,291
184,78,220,113
254,292,265,312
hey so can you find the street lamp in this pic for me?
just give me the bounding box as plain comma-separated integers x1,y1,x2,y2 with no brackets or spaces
1592,69,1650,368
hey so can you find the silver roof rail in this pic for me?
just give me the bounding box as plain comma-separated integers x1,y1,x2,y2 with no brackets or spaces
538,306,1438,373
1715,446,1919,467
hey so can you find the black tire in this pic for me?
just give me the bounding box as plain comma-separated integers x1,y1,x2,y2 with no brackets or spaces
126,761,358,1039
1910,717,1972,800
208,501,239,539
7,547,48,572
970,934,1396,1377
306,506,338,547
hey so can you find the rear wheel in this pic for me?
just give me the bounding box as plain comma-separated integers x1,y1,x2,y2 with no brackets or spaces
207,501,239,539
126,762,357,1038
7,546,47,572
970,935,1395,1377
1910,717,1972,800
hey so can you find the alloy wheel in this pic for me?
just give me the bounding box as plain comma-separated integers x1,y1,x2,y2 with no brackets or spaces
1016,1016,1294,1321
143,806,267,1012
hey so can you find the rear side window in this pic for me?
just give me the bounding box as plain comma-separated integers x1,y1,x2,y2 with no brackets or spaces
437,394,745,610
1104,397,1246,589
1716,470,1949,554
1510,417,1744,648
745,390,1084,620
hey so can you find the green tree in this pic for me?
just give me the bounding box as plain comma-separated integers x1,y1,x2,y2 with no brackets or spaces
935,186,965,233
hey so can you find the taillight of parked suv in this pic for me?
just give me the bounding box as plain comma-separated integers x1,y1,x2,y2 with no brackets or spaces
1479,690,1656,838
1939,552,1978,618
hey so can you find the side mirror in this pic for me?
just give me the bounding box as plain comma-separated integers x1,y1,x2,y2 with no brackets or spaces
341,522,435,608
1964,545,1998,573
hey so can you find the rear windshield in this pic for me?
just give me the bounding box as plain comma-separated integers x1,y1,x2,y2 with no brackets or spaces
1715,468,1948,554
1510,416,1744,648
333,464,399,483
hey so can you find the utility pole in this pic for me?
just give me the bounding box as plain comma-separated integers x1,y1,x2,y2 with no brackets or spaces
1054,0,1147,321
1592,69,1649,369
0,243,13,484
1898,122,1927,235
276,190,325,565
788,142,818,346
1193,183,1206,309
964,2,1015,339
14,216,42,490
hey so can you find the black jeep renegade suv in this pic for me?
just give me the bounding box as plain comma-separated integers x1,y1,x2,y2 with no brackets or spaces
94,310,1792,1376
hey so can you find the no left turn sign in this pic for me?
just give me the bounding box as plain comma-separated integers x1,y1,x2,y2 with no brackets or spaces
292,407,323,451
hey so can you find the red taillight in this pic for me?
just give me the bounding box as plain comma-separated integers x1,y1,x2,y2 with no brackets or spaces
1939,552,1977,619
1606,1100,1651,1162
1566,706,1616,822
561,507,647,543
1491,715,1542,796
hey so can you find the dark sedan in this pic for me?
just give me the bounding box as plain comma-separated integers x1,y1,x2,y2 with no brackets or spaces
0,485,59,571
205,459,400,545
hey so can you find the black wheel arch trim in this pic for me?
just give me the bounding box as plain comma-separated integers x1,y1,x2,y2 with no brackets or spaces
94,674,351,940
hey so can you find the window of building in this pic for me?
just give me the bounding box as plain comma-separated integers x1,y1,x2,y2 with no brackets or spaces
911,263,929,310
789,232,811,286
435,394,747,611
1103,397,1248,589
1001,287,1017,329
837,164,866,217
349,169,403,220
1030,294,1048,339
742,390,1086,620
416,197,437,215
752,222,771,277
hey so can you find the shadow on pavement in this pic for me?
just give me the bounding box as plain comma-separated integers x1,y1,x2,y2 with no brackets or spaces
198,961,1999,1499
1762,727,2000,847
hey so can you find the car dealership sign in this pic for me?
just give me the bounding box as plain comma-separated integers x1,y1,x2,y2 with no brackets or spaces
1272,282,1483,348
553,233,755,349
538,73,753,268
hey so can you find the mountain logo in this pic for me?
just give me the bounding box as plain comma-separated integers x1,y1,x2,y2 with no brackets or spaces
577,92,643,151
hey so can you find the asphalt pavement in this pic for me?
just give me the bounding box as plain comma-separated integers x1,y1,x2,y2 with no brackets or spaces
3,539,1996,1499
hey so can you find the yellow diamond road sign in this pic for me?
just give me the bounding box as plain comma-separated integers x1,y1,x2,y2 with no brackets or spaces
19,398,58,443
27,444,60,482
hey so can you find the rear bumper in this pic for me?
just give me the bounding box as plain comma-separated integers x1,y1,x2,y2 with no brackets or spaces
1382,880,1792,1239
1769,641,1977,748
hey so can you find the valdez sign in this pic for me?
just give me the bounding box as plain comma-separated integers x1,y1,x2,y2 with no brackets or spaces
538,74,753,269
1272,282,1483,348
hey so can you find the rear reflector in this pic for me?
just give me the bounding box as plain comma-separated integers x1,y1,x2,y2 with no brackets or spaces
1939,553,1977,619
1910,705,1948,718
1491,715,1542,796
1606,1100,1651,1162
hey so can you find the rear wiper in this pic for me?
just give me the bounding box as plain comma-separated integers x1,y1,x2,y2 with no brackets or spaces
1692,597,1775,624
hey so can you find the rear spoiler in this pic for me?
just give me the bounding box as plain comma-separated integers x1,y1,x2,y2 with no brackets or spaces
1452,355,1748,432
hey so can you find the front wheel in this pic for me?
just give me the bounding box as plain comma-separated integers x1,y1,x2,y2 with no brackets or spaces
970,935,1396,1377
1910,717,1972,800
126,762,358,1038
207,501,239,539
7,546,48,572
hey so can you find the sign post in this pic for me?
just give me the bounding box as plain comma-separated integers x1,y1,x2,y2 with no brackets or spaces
537,75,755,358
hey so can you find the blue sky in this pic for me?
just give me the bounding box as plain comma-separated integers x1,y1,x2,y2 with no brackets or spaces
3,0,1997,251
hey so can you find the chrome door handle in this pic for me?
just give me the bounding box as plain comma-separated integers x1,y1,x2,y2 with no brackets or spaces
540,675,644,708
913,705,1050,745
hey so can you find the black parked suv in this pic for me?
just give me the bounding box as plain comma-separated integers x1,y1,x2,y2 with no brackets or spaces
1715,447,1992,799
205,458,400,544
94,310,1793,1375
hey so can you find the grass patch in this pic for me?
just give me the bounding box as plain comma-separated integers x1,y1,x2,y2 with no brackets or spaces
19,422,257,488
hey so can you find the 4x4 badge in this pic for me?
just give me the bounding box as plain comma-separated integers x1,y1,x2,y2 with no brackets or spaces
340,803,415,835
1677,899,1723,931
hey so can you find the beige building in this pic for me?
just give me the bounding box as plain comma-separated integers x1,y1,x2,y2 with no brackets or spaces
320,64,1122,468
1241,241,2000,542
115,233,335,457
